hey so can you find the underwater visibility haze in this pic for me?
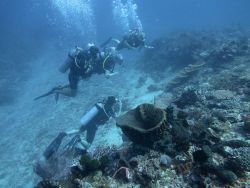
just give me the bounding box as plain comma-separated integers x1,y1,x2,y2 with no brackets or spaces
0,0,250,187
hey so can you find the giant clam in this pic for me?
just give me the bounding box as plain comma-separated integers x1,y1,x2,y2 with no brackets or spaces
116,104,168,146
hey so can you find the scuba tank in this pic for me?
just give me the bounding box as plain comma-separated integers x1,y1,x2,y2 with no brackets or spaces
80,96,119,127
42,104,102,160
58,47,83,73
80,103,102,126
58,56,73,73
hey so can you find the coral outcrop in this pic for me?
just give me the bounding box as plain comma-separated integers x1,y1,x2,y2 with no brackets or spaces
166,62,205,90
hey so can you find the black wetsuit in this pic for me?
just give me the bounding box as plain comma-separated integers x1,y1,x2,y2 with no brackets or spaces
68,51,116,90
117,31,145,50
68,49,90,90
126,33,145,48
79,102,115,144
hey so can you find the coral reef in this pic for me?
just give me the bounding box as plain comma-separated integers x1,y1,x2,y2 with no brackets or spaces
35,97,250,187
173,89,199,108
166,62,205,90
139,32,207,72
227,147,250,172
34,29,250,188
139,30,250,75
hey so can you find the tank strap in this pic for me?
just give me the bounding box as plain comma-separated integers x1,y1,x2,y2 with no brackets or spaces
74,47,83,69
96,102,111,118
102,54,112,72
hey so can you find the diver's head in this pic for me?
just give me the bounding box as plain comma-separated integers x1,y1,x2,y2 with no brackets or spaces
104,96,121,117
106,96,117,106
87,43,95,48
86,43,100,59
89,46,100,59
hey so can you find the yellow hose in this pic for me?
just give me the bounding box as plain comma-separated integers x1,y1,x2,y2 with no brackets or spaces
102,54,111,72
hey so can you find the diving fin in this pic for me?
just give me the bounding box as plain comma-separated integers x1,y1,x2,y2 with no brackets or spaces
62,134,81,152
34,88,56,101
62,135,89,156
34,85,63,101
43,132,67,159
100,37,112,48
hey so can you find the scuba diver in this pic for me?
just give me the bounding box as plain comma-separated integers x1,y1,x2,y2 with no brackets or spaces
34,44,123,100
34,96,121,180
112,29,153,51
57,44,123,97
42,96,121,160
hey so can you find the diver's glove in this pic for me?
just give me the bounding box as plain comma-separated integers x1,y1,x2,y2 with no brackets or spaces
105,71,119,78
144,45,154,49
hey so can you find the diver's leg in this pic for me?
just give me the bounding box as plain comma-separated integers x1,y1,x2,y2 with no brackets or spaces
124,41,136,50
55,73,78,97
67,72,78,97
79,124,87,132
86,124,98,145
55,87,76,97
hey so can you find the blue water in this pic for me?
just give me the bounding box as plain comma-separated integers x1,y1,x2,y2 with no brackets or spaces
0,0,250,187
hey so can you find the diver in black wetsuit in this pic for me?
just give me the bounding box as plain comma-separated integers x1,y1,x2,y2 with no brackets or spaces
34,96,121,181
43,96,120,160
113,29,153,50
76,95,118,147
55,45,123,97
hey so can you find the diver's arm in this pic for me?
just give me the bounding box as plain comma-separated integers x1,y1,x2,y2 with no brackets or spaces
54,86,77,97
105,70,119,78
104,61,119,78
65,129,80,135
144,44,154,49
124,41,136,50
